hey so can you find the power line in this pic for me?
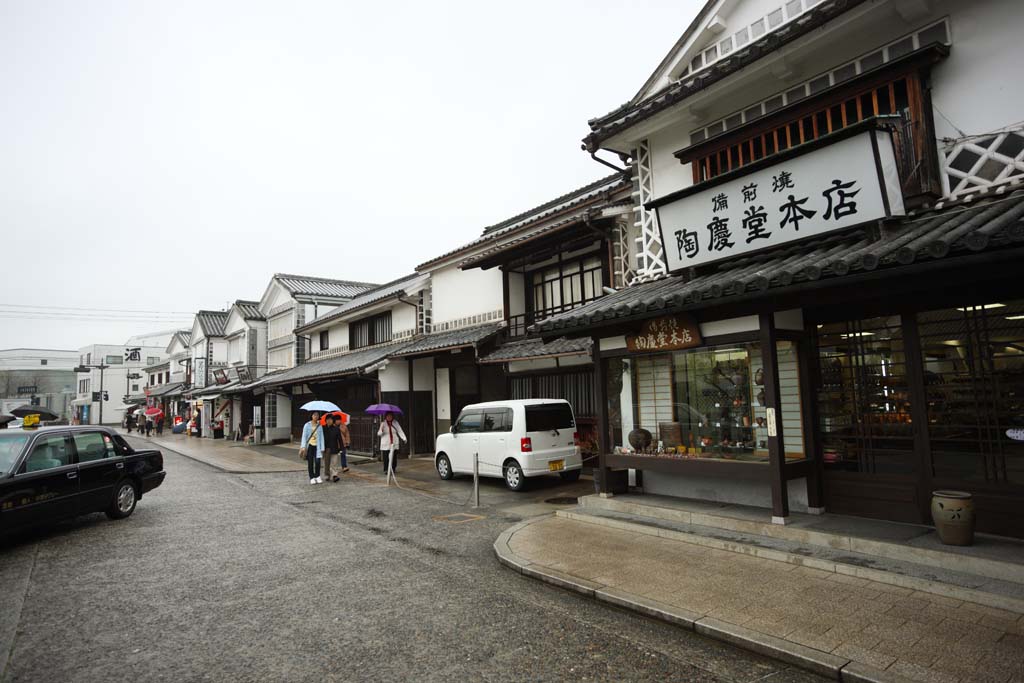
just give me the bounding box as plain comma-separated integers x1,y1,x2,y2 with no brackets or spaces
0,303,198,315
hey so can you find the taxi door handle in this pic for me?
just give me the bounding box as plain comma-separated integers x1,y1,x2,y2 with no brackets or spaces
116,462,124,469
66,471,77,480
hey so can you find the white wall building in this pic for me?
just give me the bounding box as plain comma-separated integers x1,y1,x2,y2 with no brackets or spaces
73,343,167,425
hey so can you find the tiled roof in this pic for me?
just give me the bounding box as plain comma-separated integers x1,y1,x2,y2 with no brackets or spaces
459,210,592,269
195,311,229,337
264,343,408,386
273,273,378,299
147,382,183,397
295,274,429,333
416,174,629,270
391,323,502,357
234,300,264,321
583,0,868,152
534,189,1024,334
480,337,592,363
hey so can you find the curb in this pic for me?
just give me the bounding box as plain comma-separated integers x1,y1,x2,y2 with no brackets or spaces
555,508,1024,616
494,515,920,683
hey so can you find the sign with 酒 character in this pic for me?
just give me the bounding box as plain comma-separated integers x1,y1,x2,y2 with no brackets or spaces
654,128,905,273
124,347,141,362
626,314,702,352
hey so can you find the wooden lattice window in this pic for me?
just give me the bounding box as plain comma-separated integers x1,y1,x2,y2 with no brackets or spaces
677,53,944,202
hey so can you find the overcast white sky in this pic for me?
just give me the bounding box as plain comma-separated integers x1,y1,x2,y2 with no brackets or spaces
0,0,701,350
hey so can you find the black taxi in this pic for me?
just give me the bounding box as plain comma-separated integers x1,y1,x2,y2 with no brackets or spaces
0,426,165,535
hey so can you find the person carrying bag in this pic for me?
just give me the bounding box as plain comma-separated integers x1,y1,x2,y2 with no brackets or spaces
299,412,325,484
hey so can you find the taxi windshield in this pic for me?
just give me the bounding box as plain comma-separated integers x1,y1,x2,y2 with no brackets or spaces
0,432,30,475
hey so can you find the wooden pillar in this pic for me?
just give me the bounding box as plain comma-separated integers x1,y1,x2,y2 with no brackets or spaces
407,359,416,457
799,325,825,513
592,334,612,494
759,312,789,523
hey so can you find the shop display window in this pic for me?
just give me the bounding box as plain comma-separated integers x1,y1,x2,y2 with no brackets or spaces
815,315,915,475
918,301,1024,485
605,341,805,463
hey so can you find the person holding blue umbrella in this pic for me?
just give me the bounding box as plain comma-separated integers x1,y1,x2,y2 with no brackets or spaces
299,411,326,484
376,409,406,476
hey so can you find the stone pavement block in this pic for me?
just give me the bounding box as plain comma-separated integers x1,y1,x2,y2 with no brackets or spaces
887,660,959,683
909,590,964,609
786,628,844,653
519,564,600,597
839,660,918,683
832,642,896,671
695,617,850,678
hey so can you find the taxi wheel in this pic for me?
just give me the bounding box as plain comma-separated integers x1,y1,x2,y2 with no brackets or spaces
106,480,138,520
559,469,581,482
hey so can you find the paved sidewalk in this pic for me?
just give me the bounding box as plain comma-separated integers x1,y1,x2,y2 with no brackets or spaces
497,515,1024,683
131,433,306,473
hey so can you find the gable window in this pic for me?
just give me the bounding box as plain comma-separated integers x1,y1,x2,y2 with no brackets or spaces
350,312,392,350
319,331,329,351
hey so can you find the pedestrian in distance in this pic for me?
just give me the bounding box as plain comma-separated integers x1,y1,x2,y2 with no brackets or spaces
321,414,341,483
156,416,164,436
378,411,407,475
337,416,351,478
145,418,153,437
126,413,134,434
299,411,325,484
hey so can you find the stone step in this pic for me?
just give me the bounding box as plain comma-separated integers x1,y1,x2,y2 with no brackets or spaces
580,493,1024,586
557,505,1024,615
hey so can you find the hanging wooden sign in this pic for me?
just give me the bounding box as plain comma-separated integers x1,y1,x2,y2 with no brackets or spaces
626,314,702,352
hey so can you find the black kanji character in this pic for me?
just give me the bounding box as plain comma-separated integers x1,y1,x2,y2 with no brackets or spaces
772,171,794,193
778,195,816,231
706,216,734,252
742,205,771,243
742,183,757,203
676,228,699,259
822,179,861,220
712,192,728,212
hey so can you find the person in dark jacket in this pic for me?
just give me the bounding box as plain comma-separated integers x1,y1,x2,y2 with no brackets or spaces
322,415,342,483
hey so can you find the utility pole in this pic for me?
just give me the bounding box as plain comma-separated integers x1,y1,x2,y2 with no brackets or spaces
74,362,110,425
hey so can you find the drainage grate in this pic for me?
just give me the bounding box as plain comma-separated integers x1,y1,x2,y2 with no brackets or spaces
545,497,579,506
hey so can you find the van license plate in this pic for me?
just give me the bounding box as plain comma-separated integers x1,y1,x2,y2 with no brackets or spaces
548,460,564,472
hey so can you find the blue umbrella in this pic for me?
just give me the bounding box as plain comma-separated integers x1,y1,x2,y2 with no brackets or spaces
366,403,402,416
300,400,340,412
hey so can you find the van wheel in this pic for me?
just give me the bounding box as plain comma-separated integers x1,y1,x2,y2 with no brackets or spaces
559,469,581,483
436,453,454,480
504,461,526,491
106,480,138,520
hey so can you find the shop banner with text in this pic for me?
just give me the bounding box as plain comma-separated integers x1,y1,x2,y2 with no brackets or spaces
655,129,905,273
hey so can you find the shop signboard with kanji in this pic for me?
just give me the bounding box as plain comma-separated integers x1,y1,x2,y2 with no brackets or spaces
654,128,905,273
626,314,702,352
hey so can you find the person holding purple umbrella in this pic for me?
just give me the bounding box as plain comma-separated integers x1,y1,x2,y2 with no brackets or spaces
377,411,407,474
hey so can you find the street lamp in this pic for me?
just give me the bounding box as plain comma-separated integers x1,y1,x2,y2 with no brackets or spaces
74,363,110,425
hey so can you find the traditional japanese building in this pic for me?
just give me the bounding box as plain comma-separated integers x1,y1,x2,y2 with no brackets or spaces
538,0,1024,537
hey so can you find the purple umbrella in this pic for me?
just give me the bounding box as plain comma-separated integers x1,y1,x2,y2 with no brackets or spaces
365,403,403,416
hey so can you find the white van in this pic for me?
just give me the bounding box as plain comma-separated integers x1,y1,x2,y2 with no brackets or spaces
434,399,582,491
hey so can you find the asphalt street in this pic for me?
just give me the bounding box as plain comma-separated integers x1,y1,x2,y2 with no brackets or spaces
0,439,827,683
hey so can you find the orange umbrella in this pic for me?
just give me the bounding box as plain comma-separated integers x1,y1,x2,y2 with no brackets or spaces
319,410,350,426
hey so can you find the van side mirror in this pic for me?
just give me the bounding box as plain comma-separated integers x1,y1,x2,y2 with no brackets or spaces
449,425,457,434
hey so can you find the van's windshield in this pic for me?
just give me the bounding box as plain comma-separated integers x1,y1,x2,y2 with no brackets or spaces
525,404,575,433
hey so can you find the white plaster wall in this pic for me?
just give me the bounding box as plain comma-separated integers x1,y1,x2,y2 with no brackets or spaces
600,336,627,352
392,303,418,335
933,0,1024,142
648,121,697,200
508,271,525,318
431,264,503,325
642,471,810,512
508,358,557,373
268,347,291,373
557,354,592,367
435,368,451,421
264,282,292,312
413,357,433,391
211,339,228,363
379,360,409,392
328,322,349,349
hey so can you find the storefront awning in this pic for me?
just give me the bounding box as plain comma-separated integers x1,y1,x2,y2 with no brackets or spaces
71,398,90,406
264,342,409,387
147,382,184,398
533,189,1024,336
389,322,502,358
479,337,592,364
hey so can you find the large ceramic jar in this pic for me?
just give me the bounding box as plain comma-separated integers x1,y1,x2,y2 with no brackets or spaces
930,490,975,546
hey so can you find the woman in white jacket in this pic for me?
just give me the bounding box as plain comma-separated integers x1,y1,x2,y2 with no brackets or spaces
378,412,407,474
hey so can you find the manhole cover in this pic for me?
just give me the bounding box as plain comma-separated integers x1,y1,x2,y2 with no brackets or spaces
545,497,579,505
